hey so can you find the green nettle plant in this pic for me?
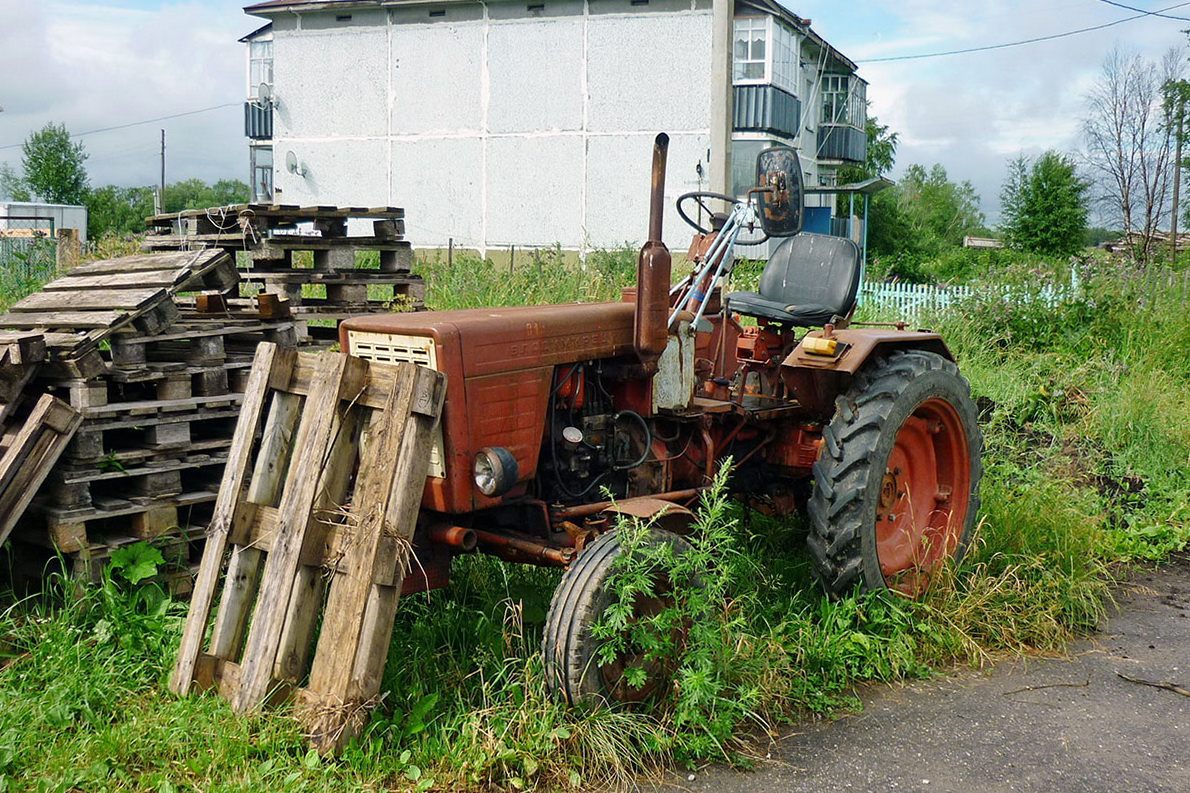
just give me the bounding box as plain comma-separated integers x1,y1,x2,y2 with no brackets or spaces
593,466,779,761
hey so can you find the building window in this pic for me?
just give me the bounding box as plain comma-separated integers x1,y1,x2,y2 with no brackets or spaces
821,75,848,124
822,74,867,128
771,21,797,94
733,17,766,82
249,39,273,97
251,146,273,202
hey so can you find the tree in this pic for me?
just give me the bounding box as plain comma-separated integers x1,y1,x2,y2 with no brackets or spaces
1000,151,1089,257
85,178,252,238
0,163,30,201
20,123,89,205
162,178,249,213
84,185,156,238
897,163,985,251
1083,47,1184,264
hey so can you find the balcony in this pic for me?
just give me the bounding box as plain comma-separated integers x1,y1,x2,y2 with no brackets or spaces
244,101,273,140
733,85,801,139
817,124,866,164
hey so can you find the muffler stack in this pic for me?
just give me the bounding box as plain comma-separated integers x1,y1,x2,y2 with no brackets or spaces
633,133,672,372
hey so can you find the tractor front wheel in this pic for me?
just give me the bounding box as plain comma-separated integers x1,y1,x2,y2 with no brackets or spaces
543,529,691,705
807,350,983,596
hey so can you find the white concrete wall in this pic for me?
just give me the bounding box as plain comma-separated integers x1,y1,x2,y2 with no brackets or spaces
267,2,715,254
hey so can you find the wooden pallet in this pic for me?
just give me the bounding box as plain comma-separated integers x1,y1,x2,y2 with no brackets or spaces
170,343,445,753
0,395,83,546
41,450,228,513
0,250,239,376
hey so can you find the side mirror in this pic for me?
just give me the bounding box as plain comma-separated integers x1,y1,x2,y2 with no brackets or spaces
755,146,804,237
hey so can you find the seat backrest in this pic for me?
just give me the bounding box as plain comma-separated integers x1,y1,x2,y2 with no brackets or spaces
758,233,862,318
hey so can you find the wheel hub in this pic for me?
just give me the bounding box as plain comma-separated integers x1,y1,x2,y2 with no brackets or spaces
874,397,972,594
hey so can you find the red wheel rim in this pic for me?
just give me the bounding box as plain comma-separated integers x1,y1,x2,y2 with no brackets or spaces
874,397,972,594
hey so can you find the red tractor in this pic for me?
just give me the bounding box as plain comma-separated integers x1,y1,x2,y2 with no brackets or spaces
339,134,982,704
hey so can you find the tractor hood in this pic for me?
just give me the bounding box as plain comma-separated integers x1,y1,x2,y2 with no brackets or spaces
339,302,638,377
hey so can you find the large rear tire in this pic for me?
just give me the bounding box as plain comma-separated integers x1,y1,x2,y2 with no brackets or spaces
807,350,983,596
543,529,691,705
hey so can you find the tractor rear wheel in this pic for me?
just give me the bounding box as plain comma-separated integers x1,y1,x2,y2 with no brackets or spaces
807,350,982,596
543,529,691,705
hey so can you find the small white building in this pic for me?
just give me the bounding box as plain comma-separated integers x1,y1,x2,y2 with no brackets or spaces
0,202,89,242
241,0,867,254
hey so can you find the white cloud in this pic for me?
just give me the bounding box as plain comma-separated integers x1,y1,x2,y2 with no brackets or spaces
0,0,254,189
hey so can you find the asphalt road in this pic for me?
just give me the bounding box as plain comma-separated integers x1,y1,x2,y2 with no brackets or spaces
651,555,1189,793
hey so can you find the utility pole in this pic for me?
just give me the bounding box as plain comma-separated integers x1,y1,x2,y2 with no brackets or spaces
158,128,167,215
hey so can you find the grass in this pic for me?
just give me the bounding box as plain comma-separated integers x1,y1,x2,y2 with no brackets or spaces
0,245,1186,790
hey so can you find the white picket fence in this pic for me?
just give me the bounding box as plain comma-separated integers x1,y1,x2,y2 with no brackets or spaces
859,275,1079,322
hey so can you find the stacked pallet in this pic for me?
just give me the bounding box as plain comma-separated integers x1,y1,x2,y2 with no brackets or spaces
142,204,425,338
0,249,306,591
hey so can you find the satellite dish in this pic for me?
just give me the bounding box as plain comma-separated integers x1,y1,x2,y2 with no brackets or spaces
256,82,273,107
285,150,306,177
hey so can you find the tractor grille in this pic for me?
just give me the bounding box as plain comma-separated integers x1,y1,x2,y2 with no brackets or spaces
346,331,446,478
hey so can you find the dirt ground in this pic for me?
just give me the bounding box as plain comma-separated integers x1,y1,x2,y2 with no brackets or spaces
650,555,1190,793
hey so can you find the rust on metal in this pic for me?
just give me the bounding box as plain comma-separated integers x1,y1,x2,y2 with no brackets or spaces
551,487,707,521
429,523,477,551
472,528,574,567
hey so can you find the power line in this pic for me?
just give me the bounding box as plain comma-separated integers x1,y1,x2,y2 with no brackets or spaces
857,1,1190,63
0,102,239,151
1096,0,1190,21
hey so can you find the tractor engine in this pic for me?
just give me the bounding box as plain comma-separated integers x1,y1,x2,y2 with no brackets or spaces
541,363,655,505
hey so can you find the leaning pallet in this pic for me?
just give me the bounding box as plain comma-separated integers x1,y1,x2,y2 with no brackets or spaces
170,342,445,753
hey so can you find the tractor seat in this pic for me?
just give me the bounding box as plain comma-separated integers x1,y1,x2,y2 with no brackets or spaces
728,233,862,326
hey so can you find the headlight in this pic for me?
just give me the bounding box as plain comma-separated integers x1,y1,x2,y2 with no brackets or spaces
473,447,519,496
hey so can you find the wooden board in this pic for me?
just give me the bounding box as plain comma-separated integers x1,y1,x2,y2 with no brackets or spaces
170,344,445,754
57,250,234,292
0,394,82,546
0,311,128,331
10,288,166,313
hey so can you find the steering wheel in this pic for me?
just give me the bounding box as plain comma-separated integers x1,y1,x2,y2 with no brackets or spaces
676,191,737,234
676,191,769,247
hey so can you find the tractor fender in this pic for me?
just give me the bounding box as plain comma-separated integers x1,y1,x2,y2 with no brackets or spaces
780,328,953,415
601,497,697,535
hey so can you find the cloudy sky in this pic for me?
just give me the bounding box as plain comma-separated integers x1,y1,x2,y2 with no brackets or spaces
0,0,1186,222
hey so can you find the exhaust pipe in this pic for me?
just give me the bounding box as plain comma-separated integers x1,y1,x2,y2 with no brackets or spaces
634,133,672,372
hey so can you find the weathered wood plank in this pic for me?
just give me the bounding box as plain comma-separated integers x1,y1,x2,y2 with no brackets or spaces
0,311,129,330
66,250,222,276
170,342,296,697
45,271,188,290
11,288,166,313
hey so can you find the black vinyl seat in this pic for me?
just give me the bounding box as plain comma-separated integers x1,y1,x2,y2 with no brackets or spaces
728,233,862,326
